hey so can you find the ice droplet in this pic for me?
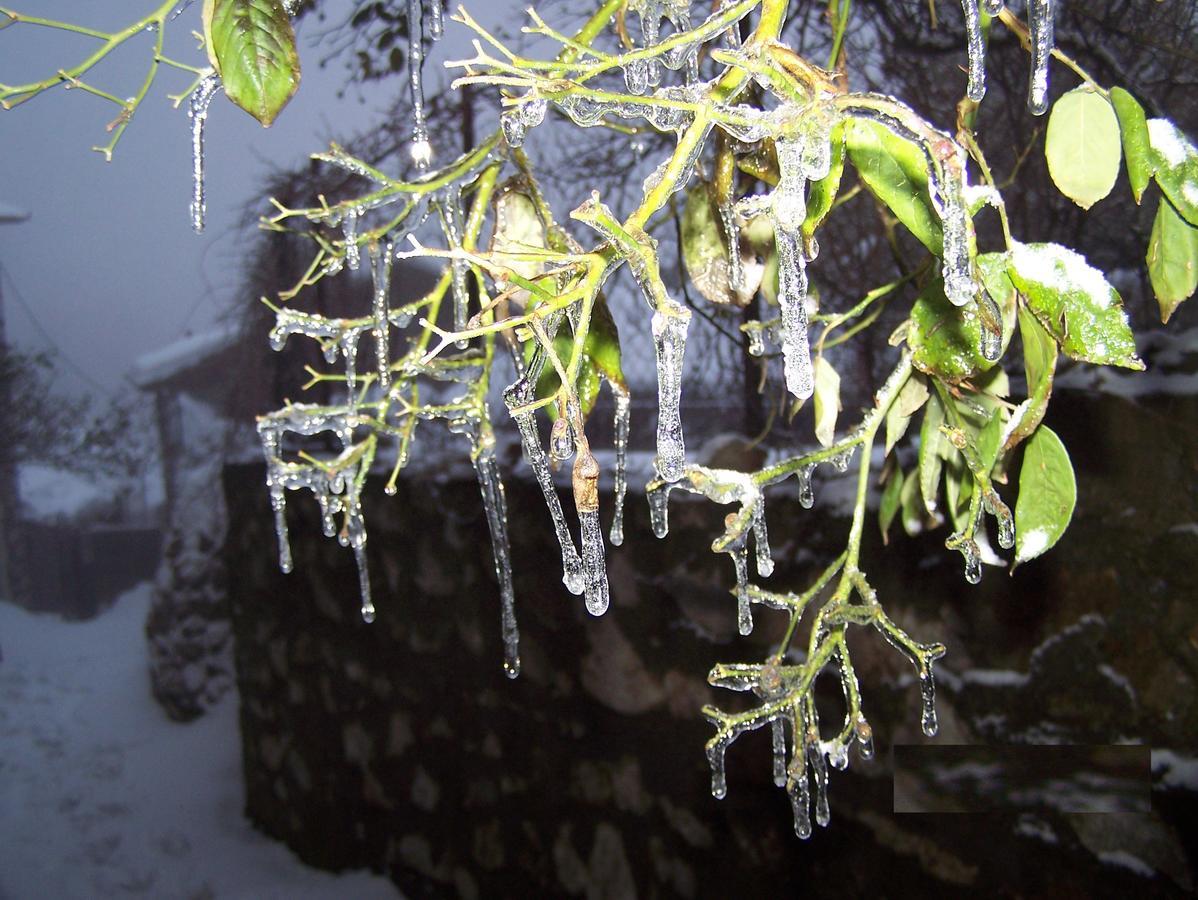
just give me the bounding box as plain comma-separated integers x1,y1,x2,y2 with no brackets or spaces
855,717,875,760
1027,0,1055,115
549,418,574,461
610,385,631,546
623,58,650,95
982,0,1004,13
512,411,584,595
797,462,816,509
962,539,983,584
787,753,812,839
772,718,788,787
647,481,672,538
187,72,221,234
651,309,691,482
961,0,987,102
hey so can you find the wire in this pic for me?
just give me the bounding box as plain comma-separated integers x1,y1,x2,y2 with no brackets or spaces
0,260,115,398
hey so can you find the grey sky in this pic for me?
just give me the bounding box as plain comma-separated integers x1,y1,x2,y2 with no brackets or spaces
0,0,441,395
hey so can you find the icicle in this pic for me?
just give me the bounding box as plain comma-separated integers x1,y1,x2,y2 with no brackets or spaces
919,665,939,736
772,718,787,787
343,209,361,270
652,309,691,482
341,331,361,405
579,509,609,615
356,544,375,623
719,201,744,297
992,501,1015,550
831,447,854,473
855,717,875,760
269,483,292,573
771,134,815,399
707,738,728,799
928,147,975,307
751,504,773,577
610,385,630,546
573,447,610,616
961,0,987,102
1027,0,1054,115
732,546,752,635
438,188,470,346
370,241,391,388
796,462,816,509
809,740,830,827
982,0,1004,13
187,72,221,233
473,444,521,678
961,538,982,584
427,0,444,40
513,413,585,595
647,481,672,538
407,0,432,167
787,752,812,839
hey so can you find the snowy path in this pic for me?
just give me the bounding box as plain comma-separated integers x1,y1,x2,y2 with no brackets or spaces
0,584,400,899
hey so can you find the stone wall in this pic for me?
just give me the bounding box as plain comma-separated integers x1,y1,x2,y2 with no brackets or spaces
224,389,1197,897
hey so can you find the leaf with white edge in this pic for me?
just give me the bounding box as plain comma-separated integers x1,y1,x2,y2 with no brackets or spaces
1146,198,1198,323
846,119,941,254
812,356,841,447
1109,87,1155,204
1002,307,1057,451
1014,425,1076,566
1007,242,1143,370
918,395,945,517
1146,118,1198,227
1045,87,1122,210
203,0,300,127
885,372,929,455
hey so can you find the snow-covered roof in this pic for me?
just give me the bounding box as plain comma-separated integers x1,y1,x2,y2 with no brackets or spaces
129,323,245,388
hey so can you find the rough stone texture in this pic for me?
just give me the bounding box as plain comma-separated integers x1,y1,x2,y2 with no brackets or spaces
224,389,1197,897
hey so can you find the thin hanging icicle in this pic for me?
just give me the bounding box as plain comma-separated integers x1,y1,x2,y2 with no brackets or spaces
719,201,744,297
369,241,392,388
751,503,773,577
787,748,812,839
343,210,361,270
960,0,987,102
474,441,521,678
438,188,471,346
808,740,831,827
407,0,432,167
188,72,221,233
706,737,729,799
1027,0,1055,115
732,544,752,635
773,136,815,400
647,481,673,537
919,665,939,735
513,413,585,595
610,384,631,547
426,0,444,40
651,308,690,482
928,146,976,307
771,718,787,787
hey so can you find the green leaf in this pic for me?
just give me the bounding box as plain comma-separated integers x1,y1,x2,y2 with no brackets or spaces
1002,307,1057,452
530,295,625,418
944,459,973,534
1146,198,1198,323
1044,87,1122,210
1109,87,1155,204
975,408,1003,475
1147,118,1198,227
879,464,903,544
812,356,841,447
918,395,945,518
1014,425,1076,565
1007,242,1143,370
803,123,846,242
845,119,941,254
203,0,301,126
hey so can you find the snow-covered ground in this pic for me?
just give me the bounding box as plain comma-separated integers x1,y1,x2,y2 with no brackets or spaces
0,584,400,900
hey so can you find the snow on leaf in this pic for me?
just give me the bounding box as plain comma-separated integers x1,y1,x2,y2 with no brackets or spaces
1014,425,1076,566
1147,118,1198,227
1007,243,1143,370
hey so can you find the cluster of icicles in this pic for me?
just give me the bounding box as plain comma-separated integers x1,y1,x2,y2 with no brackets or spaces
960,0,1057,114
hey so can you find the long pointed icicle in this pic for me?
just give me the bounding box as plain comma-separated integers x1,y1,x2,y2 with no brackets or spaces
474,443,521,678
513,412,585,594
1027,0,1055,115
407,0,432,167
610,384,631,546
773,136,814,399
961,0,986,102
188,72,222,233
